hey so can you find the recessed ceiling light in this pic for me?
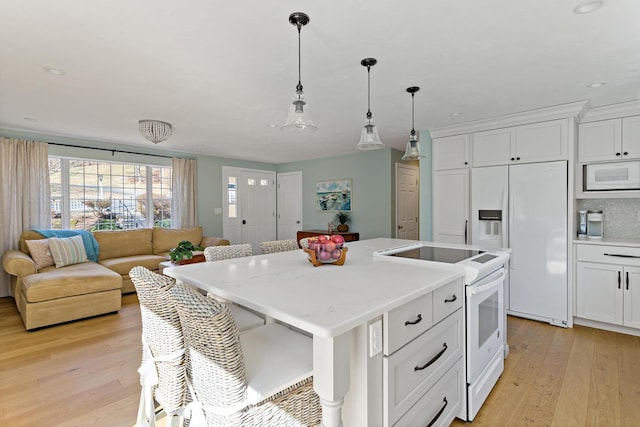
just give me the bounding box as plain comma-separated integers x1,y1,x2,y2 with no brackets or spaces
573,0,603,14
587,81,607,88
268,123,279,128
23,117,38,122
43,66,66,76
450,112,462,117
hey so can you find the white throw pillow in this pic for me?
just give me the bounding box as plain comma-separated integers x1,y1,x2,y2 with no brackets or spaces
48,235,88,268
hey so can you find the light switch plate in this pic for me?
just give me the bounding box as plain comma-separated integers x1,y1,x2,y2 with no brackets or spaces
369,319,383,357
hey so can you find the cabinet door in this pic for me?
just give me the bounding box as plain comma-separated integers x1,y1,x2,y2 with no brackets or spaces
515,120,568,163
432,134,470,170
576,262,623,324
622,116,640,160
623,266,640,329
433,169,469,244
578,119,622,162
472,128,514,167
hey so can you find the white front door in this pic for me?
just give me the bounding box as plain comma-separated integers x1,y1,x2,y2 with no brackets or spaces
277,171,303,240
396,163,419,239
222,166,276,253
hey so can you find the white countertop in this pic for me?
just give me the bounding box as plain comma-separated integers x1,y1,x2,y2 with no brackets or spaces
164,238,465,338
573,237,640,247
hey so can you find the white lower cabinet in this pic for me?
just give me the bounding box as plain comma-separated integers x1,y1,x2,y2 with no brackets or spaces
576,244,640,329
382,278,464,426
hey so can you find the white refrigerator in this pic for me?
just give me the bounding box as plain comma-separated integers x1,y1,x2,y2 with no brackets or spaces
471,161,568,326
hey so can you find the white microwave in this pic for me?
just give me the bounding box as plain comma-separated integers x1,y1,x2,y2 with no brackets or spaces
584,161,640,191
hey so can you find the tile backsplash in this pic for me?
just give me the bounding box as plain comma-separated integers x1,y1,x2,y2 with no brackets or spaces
577,198,640,239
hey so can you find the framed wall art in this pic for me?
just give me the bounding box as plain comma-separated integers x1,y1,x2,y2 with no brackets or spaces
316,178,352,212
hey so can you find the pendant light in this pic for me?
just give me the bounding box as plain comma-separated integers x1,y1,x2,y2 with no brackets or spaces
356,58,385,150
281,12,317,133
401,86,425,160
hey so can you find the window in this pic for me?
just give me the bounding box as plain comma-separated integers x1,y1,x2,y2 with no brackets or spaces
49,157,172,230
227,176,237,218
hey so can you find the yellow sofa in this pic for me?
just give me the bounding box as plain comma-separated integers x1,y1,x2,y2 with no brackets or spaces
1,227,229,329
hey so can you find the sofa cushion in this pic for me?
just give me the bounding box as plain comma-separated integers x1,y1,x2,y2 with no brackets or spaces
94,228,153,261
19,230,48,255
99,254,168,276
25,239,55,270
152,226,203,255
21,262,122,303
48,235,88,268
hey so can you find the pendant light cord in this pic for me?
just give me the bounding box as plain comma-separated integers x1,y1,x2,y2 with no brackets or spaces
366,65,372,121
411,92,416,136
296,24,303,93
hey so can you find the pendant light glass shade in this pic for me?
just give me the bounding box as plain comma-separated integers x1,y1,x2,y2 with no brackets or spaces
401,86,425,160
282,90,317,133
357,58,384,150
281,12,317,134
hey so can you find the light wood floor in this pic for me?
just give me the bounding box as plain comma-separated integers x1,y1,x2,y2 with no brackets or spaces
1,296,640,427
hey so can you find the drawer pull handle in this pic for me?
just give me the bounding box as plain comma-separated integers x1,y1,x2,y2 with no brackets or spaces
414,343,448,371
618,271,621,289
444,295,457,303
626,271,630,290
604,253,640,259
405,314,423,326
425,397,448,427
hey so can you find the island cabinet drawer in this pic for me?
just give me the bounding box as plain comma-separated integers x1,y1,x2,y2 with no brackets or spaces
432,278,464,324
577,244,640,266
393,361,463,427
383,310,463,426
383,292,433,355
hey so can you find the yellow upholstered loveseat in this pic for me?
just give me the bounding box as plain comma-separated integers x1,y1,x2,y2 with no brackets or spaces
1,227,229,329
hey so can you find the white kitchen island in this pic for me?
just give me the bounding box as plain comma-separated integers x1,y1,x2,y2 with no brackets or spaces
165,237,465,427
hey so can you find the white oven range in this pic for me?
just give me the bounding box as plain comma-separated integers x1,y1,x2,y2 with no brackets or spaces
374,242,510,421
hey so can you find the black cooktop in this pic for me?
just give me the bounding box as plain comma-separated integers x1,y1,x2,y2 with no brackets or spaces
387,246,484,264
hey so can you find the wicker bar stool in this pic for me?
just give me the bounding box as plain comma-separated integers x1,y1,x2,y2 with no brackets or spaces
170,281,322,426
258,239,299,254
203,243,265,329
130,266,186,427
204,243,254,261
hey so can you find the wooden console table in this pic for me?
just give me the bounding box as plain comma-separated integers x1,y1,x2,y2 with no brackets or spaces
297,229,360,247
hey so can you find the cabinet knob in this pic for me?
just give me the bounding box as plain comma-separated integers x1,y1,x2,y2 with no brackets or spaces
464,161,468,165
510,157,515,161
616,152,621,156
516,157,521,161
623,152,629,156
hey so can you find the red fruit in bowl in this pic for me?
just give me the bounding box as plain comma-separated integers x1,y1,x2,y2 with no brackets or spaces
317,235,329,243
308,242,318,251
318,250,332,261
324,241,336,252
331,249,342,259
330,234,345,244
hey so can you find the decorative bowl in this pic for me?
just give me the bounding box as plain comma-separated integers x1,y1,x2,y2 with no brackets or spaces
303,235,347,267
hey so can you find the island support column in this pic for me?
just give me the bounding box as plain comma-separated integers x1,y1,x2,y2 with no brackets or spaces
313,331,352,427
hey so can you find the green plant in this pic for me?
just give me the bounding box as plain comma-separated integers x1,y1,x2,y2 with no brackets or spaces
169,240,204,263
335,211,351,225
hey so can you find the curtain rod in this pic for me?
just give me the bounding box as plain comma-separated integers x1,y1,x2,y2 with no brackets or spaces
47,141,173,159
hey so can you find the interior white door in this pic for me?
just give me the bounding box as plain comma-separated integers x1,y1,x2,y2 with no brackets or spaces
277,171,303,240
240,170,276,253
396,163,419,240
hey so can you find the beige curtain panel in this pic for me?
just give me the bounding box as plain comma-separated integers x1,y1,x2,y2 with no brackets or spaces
171,157,197,229
0,138,51,297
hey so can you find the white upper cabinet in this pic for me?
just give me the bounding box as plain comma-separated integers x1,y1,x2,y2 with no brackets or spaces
432,134,470,170
470,128,514,167
472,119,568,167
578,116,640,162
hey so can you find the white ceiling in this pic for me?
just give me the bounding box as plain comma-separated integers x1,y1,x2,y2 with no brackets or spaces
1,0,639,164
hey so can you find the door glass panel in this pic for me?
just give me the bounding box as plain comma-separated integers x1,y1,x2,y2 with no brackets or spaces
228,176,237,218
478,290,499,347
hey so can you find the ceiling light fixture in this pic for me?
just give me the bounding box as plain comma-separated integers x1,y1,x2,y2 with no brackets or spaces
138,119,173,144
450,112,462,117
587,81,607,88
43,66,66,76
402,87,425,160
573,0,603,14
356,58,384,150
281,12,317,134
